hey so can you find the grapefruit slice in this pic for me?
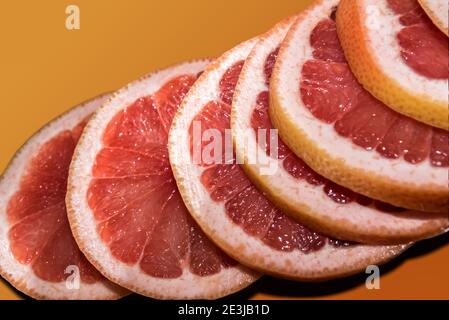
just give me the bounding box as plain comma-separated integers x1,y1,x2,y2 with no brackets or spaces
336,0,448,130
232,17,449,243
271,0,449,213
169,38,408,280
418,0,449,36
0,94,128,300
67,61,259,300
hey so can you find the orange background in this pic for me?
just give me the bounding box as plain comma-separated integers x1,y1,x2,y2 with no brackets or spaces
0,0,448,300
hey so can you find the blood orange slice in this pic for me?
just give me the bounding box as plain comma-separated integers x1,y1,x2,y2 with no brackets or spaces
271,0,449,213
232,17,448,243
337,0,448,130
67,61,259,300
169,39,408,280
418,0,449,36
0,94,128,300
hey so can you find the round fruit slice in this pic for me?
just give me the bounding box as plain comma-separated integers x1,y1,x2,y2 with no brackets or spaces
271,0,449,213
418,0,449,36
336,0,448,130
0,94,128,300
67,61,259,300
169,38,408,280
232,17,449,243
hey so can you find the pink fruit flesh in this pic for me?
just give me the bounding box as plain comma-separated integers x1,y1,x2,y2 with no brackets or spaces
190,61,352,252
7,116,102,283
220,61,245,105
264,48,279,86
387,0,449,79
252,47,405,211
300,18,448,167
89,75,237,279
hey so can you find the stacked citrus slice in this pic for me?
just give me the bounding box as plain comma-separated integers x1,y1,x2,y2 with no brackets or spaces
1,0,447,301
169,38,408,280
67,61,258,299
231,10,448,244
0,95,128,299
336,0,448,129
271,0,448,213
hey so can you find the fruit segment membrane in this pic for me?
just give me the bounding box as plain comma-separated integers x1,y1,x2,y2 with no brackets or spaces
7,117,103,283
300,15,448,167
88,75,236,279
190,61,353,253
387,0,449,79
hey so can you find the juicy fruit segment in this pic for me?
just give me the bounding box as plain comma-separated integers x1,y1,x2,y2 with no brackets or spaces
388,0,449,79
253,47,405,212
220,61,245,104
310,16,346,63
88,75,237,279
300,18,448,167
190,61,351,253
7,118,102,283
252,91,291,160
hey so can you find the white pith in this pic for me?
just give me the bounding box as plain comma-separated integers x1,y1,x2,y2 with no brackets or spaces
67,61,259,300
169,37,408,280
274,0,447,191
231,14,449,243
0,94,127,300
362,0,447,103
419,0,449,35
